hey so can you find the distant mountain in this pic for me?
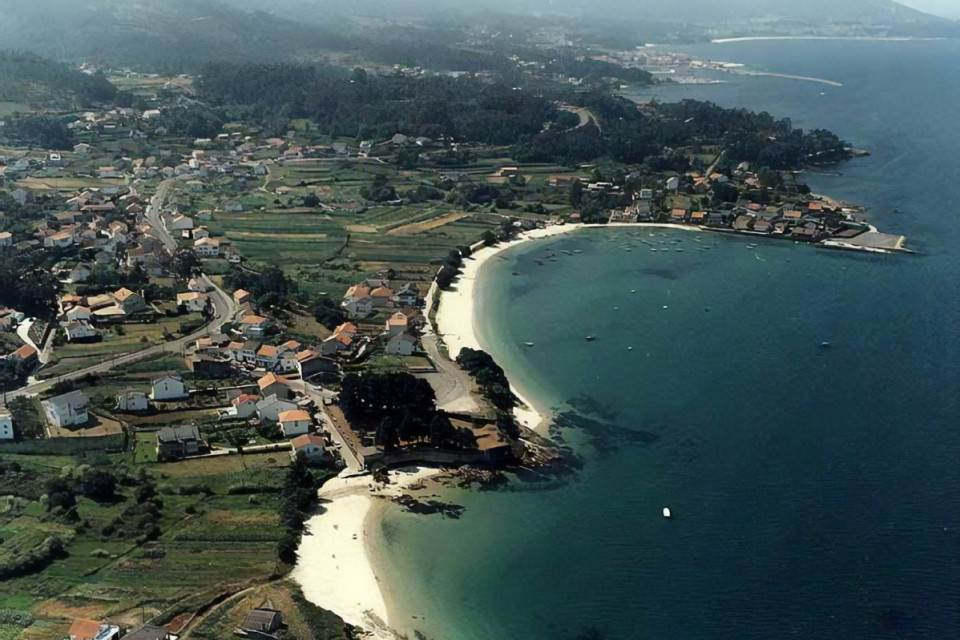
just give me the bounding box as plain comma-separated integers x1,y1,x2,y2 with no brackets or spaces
220,0,945,25
0,0,350,67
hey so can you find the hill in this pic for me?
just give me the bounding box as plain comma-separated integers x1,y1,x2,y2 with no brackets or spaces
0,51,117,110
0,0,350,68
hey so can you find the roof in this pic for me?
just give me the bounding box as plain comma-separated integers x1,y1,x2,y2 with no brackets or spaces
114,287,138,301
295,349,321,362
278,409,310,423
177,292,207,302
344,284,370,300
11,344,37,359
233,288,251,299
670,208,686,218
157,424,200,443
233,394,258,406
387,311,408,326
291,433,325,448
242,315,268,325
68,619,103,640
370,286,393,298
257,345,279,357
227,341,246,350
122,625,167,640
334,322,357,335
242,609,282,633
257,373,288,389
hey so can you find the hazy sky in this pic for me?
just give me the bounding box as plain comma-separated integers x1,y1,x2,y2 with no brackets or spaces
897,0,960,19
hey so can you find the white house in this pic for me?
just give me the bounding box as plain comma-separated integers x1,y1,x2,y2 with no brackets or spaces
0,232,13,247
241,315,270,337
290,433,325,462
65,306,92,322
64,320,98,342
385,332,417,356
226,394,259,419
116,391,149,412
187,277,209,293
0,410,13,439
278,409,311,437
256,395,298,423
177,291,209,312
170,215,194,231
150,376,188,401
42,390,89,428
194,238,221,257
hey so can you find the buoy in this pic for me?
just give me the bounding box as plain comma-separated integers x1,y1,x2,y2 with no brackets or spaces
663,507,672,518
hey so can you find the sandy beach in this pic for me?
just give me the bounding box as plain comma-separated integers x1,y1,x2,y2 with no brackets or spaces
292,467,441,639
434,222,703,432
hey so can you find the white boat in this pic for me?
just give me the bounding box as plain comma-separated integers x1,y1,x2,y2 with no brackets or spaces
663,507,672,518
524,342,535,347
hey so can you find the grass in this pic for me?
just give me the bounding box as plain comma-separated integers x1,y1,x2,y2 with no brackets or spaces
42,315,202,379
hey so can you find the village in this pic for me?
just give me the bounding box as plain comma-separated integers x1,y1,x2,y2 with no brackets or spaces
0,60,912,640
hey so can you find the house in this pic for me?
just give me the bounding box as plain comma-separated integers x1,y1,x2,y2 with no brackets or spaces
385,311,409,337
194,237,221,257
187,277,209,293
385,332,417,356
670,208,687,222
233,289,253,305
278,409,311,437
665,176,680,191
67,619,121,640
44,230,74,248
754,219,773,233
0,410,13,440
150,375,188,401
242,609,283,636
64,320,98,342
8,344,39,367
114,288,147,314
177,291,209,312
256,344,280,369
241,314,270,337
341,284,373,318
98,167,123,179
156,425,203,461
226,394,259,419
689,211,707,224
295,350,338,380
320,332,352,357
42,390,89,428
184,353,233,378
291,433,326,462
333,322,358,339
392,283,419,307
257,373,290,399
170,214,194,231
0,231,12,247
256,394,298,422
370,286,394,309
116,391,149,413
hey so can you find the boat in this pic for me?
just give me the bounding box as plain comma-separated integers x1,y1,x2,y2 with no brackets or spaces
523,342,535,347
585,335,596,342
627,346,633,351
663,507,672,518
820,341,831,348
573,249,583,254
650,248,658,252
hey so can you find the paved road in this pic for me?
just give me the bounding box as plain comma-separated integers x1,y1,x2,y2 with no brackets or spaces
5,182,238,401
419,329,480,414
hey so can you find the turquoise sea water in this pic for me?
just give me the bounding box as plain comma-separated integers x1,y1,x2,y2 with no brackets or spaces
372,40,960,639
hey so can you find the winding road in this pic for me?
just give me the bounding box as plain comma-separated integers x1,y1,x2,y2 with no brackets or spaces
6,180,237,400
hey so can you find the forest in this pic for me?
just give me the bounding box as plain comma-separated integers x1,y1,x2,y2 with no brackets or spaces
197,63,848,172
0,51,117,107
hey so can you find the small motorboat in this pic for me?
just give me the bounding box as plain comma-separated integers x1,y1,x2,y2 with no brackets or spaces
820,341,831,349
585,335,596,342
663,507,672,518
523,342,535,347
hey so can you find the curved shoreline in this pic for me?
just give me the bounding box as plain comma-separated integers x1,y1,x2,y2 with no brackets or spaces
292,468,441,639
434,222,704,432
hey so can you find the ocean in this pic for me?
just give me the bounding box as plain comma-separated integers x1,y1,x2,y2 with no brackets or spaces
371,39,960,640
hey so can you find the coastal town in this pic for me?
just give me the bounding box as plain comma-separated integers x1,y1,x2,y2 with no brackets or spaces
0,26,913,640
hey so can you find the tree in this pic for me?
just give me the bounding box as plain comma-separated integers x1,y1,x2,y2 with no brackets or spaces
78,469,117,503
302,193,320,208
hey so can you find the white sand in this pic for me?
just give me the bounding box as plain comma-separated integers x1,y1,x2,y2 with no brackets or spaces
434,222,703,432
293,467,441,638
